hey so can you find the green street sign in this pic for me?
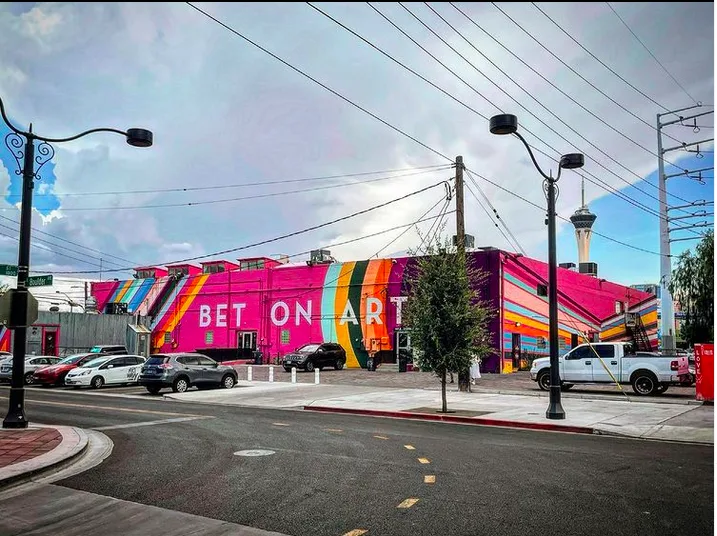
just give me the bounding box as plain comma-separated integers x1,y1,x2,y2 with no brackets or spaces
0,264,18,277
27,275,53,287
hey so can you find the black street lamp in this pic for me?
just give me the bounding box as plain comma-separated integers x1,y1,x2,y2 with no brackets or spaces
1,96,152,429
489,113,584,420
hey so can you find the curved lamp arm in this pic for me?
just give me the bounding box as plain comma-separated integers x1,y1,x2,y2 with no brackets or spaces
33,127,128,143
0,96,25,136
513,131,558,182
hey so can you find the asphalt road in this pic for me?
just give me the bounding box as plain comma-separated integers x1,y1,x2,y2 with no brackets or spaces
0,385,713,536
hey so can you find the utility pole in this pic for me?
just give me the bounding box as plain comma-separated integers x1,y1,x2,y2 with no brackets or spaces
454,155,470,393
657,104,714,353
84,281,88,312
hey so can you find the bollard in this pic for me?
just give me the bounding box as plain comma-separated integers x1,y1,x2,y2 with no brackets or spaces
247,366,252,382
269,365,274,383
314,368,320,385
291,367,297,383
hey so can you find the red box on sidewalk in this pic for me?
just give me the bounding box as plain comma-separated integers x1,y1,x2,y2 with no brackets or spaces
694,343,714,402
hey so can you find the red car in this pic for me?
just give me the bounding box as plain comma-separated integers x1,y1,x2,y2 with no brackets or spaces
33,353,97,387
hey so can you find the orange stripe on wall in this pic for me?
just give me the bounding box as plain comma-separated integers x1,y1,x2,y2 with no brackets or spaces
334,263,359,368
114,280,134,303
360,260,381,346
163,275,209,337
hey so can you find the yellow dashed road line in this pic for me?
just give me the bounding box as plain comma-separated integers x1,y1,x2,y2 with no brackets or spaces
417,457,430,464
373,435,389,440
403,445,415,450
342,530,368,536
424,475,436,484
397,498,420,509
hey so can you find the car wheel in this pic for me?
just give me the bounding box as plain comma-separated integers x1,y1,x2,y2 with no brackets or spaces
146,386,161,395
334,360,344,370
305,361,315,373
560,383,573,391
631,371,657,396
222,374,236,389
24,372,35,385
172,376,189,393
537,370,551,391
91,376,104,389
654,384,669,395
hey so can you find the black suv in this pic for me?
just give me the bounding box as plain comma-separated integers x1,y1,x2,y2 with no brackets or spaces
283,343,346,372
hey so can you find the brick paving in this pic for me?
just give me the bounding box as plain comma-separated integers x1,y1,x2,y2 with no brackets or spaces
232,365,697,400
0,428,62,469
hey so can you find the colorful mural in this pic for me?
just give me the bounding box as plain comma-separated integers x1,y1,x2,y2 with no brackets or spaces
90,250,654,372
0,326,10,353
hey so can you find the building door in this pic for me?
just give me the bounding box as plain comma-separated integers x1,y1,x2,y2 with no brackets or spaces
43,329,58,356
395,331,412,365
238,331,258,359
511,333,522,371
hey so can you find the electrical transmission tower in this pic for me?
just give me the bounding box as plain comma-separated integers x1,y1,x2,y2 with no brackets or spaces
657,103,714,352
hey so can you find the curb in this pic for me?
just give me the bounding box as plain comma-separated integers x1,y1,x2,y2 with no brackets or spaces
303,405,597,435
0,425,89,489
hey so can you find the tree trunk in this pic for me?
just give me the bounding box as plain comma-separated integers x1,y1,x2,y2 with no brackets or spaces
441,370,448,413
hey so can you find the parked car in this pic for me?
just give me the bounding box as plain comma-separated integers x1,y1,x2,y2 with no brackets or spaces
530,342,691,396
138,353,237,395
33,353,98,387
282,343,346,372
0,356,60,384
65,354,146,389
0,354,13,367
88,344,128,355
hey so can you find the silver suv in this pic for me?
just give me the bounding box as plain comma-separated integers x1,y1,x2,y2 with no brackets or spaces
138,353,237,395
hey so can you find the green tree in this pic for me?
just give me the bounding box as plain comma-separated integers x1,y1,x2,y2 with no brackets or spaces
404,240,494,413
669,230,714,345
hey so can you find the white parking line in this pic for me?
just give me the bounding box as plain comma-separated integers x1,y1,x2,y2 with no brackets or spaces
94,416,212,431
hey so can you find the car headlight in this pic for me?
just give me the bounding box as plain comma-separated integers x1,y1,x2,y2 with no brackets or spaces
77,369,92,376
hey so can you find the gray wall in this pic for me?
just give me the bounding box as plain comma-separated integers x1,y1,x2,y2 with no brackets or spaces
20,312,151,357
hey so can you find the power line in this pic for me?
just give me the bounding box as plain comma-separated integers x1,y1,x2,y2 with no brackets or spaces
47,180,449,274
0,229,106,268
22,164,450,199
0,214,138,266
185,1,453,163
417,198,450,253
464,180,520,253
464,170,526,254
531,2,669,111
371,196,444,258
23,167,451,212
434,2,695,206
490,3,682,145
363,3,689,222
605,2,698,105
466,167,668,257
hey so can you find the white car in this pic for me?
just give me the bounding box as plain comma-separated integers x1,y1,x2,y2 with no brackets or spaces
65,354,146,389
0,355,61,384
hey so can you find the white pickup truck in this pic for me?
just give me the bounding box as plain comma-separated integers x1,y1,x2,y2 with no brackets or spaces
529,342,690,396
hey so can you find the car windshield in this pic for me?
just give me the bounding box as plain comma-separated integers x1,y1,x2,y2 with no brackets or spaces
80,357,111,369
146,356,170,365
58,354,90,365
298,344,320,353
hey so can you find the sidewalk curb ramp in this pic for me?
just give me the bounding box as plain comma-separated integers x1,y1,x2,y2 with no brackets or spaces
303,405,597,435
0,425,89,489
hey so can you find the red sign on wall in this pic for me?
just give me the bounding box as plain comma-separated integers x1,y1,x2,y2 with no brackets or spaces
694,344,714,403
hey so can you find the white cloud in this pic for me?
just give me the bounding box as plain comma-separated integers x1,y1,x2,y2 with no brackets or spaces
0,2,712,280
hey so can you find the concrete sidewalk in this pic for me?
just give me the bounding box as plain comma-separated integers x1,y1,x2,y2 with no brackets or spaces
166,381,714,444
0,425,88,487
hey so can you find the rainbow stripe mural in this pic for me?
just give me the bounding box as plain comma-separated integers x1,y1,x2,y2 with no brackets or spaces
0,326,11,353
90,250,654,372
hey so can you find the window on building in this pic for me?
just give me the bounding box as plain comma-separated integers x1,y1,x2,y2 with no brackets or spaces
240,259,265,271
203,264,225,274
537,284,548,297
205,331,214,344
169,267,190,277
164,331,172,343
136,269,154,279
281,330,290,344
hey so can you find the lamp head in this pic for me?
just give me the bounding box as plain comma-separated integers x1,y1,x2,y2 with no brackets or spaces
489,114,518,135
559,153,584,169
126,128,153,148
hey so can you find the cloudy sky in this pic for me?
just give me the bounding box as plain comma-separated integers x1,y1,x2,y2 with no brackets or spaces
0,2,713,299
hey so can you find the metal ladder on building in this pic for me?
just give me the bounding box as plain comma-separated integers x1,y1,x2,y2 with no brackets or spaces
626,313,652,351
